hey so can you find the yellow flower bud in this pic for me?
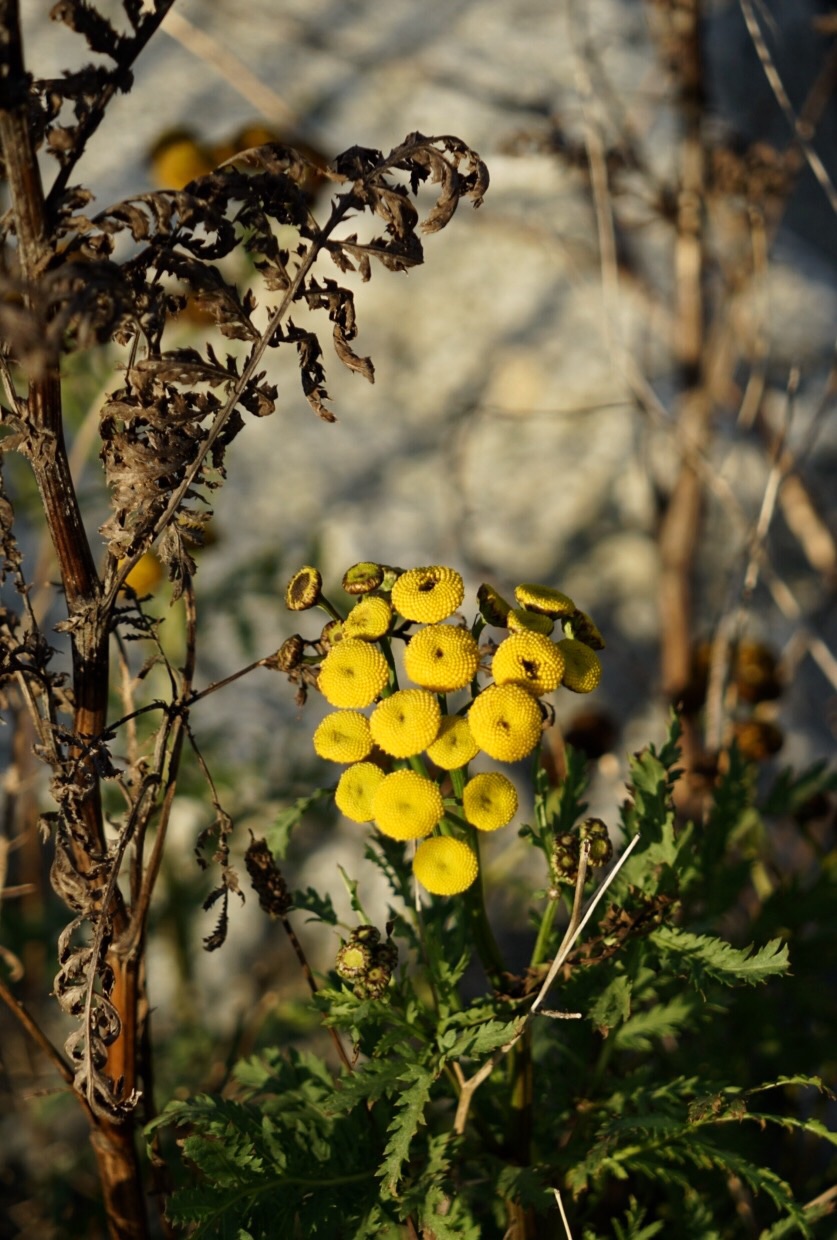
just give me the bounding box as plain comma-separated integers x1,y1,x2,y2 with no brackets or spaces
557,639,602,694
507,607,554,637
372,770,444,840
514,583,575,618
370,689,441,758
462,772,519,831
391,566,464,623
413,836,478,895
468,683,543,762
426,715,480,770
491,631,565,697
312,711,373,763
403,624,481,693
342,595,393,641
318,638,389,708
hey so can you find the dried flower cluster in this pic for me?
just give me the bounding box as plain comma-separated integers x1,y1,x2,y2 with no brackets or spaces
282,562,604,895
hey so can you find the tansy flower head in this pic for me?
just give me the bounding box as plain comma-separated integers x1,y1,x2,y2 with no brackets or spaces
514,583,575,618
492,631,565,697
557,639,602,694
567,608,605,651
285,565,323,611
413,836,478,895
335,762,385,822
507,607,554,637
468,683,543,762
372,770,444,840
342,561,384,595
477,583,512,627
120,551,163,596
426,715,480,770
318,638,389,708
319,619,344,649
391,566,464,623
370,689,441,758
312,711,373,763
404,624,481,693
343,595,393,641
463,772,518,831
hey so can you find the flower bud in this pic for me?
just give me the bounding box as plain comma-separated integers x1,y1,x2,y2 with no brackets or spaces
342,561,384,595
285,565,323,611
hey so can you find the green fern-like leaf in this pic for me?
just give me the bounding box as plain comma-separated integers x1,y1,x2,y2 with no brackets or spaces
650,927,789,987
378,1066,434,1196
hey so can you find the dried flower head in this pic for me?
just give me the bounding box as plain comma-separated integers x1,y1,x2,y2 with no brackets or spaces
317,637,389,707
463,772,519,831
312,711,373,763
557,638,602,694
342,561,384,595
342,595,393,640
370,689,441,758
491,631,565,697
413,836,478,895
568,608,605,651
514,583,575,618
244,836,292,917
467,683,543,762
335,762,386,822
285,565,323,611
372,770,444,840
477,582,512,627
274,634,305,671
391,565,464,623
507,607,554,636
425,714,480,770
579,817,613,867
403,623,481,693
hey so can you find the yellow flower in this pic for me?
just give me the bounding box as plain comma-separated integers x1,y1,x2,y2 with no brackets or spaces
507,607,554,637
370,689,441,758
343,595,393,641
468,683,543,763
462,772,519,831
312,711,373,763
514,583,575,618
318,638,389,708
557,639,602,693
491,632,564,697
372,770,444,840
403,624,481,693
391,566,464,623
120,551,163,596
335,762,386,822
426,715,480,770
413,837,478,895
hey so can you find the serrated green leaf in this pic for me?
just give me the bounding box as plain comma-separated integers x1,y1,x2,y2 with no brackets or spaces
265,787,333,858
613,993,695,1051
589,973,632,1033
650,927,789,987
378,1068,434,1195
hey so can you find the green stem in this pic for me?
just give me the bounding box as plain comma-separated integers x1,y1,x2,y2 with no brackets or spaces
530,896,559,970
463,826,506,989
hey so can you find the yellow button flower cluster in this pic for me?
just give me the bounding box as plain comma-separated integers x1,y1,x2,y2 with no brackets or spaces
283,562,604,899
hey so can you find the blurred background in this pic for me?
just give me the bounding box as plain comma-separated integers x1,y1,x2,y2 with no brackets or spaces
3,1,837,1232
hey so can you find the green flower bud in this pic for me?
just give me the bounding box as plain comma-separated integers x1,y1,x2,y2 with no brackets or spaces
342,562,384,595
335,940,372,982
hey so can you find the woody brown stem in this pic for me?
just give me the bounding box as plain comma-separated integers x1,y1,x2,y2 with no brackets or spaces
1,5,146,1236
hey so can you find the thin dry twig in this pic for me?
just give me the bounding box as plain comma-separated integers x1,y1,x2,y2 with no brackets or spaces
740,0,837,217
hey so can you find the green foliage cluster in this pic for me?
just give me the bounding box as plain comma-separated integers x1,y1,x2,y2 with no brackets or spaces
148,720,837,1237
